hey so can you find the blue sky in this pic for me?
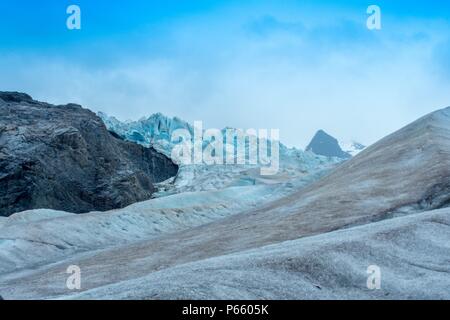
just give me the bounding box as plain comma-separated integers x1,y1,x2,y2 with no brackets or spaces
1,0,450,147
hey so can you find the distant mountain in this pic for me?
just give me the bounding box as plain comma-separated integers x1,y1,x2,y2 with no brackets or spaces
306,130,352,159
339,141,366,157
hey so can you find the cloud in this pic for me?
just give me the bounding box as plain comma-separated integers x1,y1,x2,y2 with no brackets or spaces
1,3,450,148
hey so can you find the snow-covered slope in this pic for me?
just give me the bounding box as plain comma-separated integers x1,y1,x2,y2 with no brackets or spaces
0,113,337,277
0,107,449,300
67,207,450,300
0,161,331,276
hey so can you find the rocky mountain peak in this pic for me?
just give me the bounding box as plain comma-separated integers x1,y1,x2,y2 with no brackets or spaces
0,92,178,217
306,130,351,159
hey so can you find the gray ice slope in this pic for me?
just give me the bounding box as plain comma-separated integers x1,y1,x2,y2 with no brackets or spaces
1,107,449,299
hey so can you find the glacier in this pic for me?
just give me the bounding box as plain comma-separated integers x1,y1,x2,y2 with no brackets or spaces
98,112,341,196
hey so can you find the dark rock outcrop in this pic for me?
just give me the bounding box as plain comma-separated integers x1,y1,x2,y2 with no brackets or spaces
0,92,178,217
306,130,351,159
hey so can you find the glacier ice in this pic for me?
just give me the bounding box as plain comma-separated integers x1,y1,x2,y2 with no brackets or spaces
98,112,341,196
